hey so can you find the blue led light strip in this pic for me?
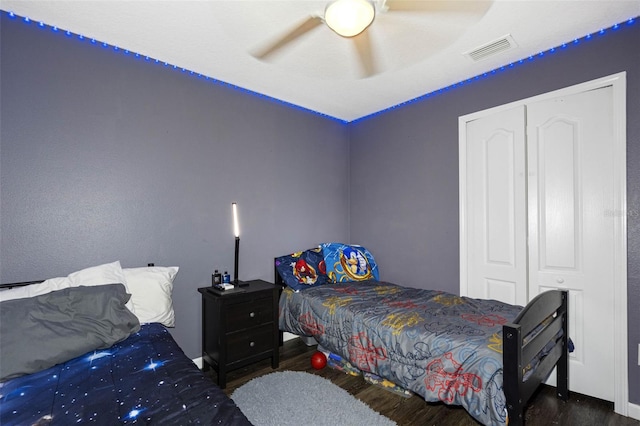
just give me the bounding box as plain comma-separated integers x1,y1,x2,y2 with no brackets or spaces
3,11,637,124
352,16,637,124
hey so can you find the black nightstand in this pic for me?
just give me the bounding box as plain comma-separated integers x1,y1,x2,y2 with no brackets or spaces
198,279,279,388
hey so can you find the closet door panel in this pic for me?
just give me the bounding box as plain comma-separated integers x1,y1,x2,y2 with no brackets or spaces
527,86,615,401
535,117,580,270
464,106,527,305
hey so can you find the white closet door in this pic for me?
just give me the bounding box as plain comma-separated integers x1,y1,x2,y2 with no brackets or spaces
464,106,528,306
526,86,615,401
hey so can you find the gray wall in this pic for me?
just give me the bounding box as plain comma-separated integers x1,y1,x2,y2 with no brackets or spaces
349,23,640,403
0,15,350,358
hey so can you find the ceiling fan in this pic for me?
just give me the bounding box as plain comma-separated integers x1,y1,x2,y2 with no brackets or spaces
251,0,493,78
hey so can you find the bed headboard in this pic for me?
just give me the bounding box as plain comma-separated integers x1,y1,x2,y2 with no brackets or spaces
0,263,157,290
273,259,285,288
0,280,44,290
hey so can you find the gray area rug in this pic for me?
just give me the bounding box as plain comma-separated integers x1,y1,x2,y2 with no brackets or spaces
231,371,397,426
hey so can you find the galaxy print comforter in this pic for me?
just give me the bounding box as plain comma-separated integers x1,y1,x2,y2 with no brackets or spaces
0,323,251,425
279,281,523,426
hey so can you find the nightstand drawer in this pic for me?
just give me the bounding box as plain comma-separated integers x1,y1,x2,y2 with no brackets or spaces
226,324,274,362
226,297,273,332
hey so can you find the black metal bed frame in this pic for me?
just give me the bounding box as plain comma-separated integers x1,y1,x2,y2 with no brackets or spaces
0,280,43,289
503,289,569,425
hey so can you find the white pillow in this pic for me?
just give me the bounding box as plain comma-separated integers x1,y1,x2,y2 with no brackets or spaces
67,261,127,288
123,266,179,327
0,261,134,313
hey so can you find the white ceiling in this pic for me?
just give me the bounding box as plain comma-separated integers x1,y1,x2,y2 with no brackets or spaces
1,1,638,122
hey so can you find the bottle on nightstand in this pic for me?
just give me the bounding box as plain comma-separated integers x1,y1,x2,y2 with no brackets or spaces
212,270,222,286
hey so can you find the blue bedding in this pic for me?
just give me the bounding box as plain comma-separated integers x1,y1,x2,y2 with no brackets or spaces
279,281,523,426
0,323,251,425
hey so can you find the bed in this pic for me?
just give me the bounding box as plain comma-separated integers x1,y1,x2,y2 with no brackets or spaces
275,244,569,426
0,261,251,425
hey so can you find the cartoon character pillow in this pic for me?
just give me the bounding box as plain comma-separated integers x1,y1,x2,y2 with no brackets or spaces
275,247,329,292
321,243,379,283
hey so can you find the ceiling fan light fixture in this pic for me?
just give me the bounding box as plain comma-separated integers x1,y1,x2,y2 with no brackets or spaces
324,0,375,38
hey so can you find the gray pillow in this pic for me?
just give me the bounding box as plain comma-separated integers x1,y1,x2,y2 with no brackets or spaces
0,283,140,382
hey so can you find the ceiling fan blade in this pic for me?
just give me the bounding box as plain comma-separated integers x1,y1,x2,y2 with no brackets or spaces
252,16,324,59
353,30,377,78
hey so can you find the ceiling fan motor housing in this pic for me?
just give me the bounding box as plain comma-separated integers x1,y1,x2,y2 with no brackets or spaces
324,0,376,37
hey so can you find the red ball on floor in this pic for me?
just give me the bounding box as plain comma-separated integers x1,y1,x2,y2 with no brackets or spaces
310,351,327,370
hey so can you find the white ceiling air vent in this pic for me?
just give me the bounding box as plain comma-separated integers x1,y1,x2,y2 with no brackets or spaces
463,34,518,62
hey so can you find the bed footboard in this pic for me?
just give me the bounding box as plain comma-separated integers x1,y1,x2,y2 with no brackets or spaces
503,290,569,425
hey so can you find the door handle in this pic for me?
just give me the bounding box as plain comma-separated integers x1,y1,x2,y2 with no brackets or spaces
556,277,565,284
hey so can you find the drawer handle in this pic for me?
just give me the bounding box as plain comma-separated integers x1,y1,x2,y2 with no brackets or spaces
249,341,255,347
249,312,256,318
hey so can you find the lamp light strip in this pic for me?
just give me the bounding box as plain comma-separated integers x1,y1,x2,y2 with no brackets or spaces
2,11,636,124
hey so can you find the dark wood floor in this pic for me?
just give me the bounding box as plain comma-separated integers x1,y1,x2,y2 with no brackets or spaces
212,338,639,426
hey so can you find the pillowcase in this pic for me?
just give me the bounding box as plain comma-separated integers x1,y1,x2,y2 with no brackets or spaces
321,242,380,283
67,261,128,288
275,247,329,292
123,266,179,327
0,284,140,382
0,261,134,314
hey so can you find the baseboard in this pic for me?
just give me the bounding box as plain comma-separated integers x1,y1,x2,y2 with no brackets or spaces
628,402,640,421
192,356,203,369
283,332,298,342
